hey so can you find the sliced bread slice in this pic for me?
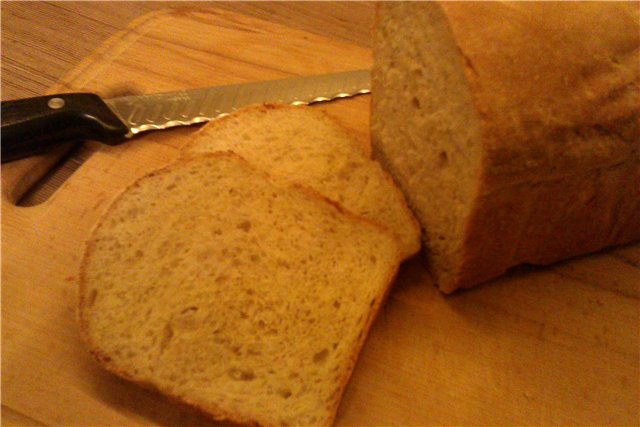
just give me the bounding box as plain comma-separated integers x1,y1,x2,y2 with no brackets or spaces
182,104,421,260
79,152,401,426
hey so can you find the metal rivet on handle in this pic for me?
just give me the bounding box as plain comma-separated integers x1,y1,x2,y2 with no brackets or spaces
48,97,65,109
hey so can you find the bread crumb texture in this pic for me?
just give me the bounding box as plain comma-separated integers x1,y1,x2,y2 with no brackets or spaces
79,153,400,426
184,104,421,260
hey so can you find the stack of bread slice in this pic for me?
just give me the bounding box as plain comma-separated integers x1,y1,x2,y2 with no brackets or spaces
79,105,419,425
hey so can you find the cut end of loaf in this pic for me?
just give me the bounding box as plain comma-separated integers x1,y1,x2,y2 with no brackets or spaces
372,2,483,292
79,152,401,426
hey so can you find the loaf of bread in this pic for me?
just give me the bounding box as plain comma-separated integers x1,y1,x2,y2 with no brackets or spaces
183,104,421,260
78,153,401,426
371,2,640,293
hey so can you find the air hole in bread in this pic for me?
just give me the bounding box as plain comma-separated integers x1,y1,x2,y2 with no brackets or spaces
332,300,341,309
277,259,290,269
437,151,448,168
277,388,292,399
159,323,174,353
411,96,421,109
180,306,198,315
126,207,142,219
87,289,98,308
228,368,255,381
313,348,329,364
237,221,252,232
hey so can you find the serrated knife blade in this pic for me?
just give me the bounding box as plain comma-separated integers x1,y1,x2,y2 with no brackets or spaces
105,69,371,136
1,69,371,163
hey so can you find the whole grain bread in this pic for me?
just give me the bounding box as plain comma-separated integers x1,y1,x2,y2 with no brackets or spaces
78,152,401,426
371,2,640,293
182,104,421,260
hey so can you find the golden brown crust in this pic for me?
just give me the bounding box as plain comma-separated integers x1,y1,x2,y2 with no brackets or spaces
445,157,640,293
441,2,639,188
78,151,403,425
431,2,640,292
324,257,400,424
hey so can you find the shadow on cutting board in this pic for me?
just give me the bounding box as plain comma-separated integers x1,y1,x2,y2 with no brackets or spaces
82,357,232,427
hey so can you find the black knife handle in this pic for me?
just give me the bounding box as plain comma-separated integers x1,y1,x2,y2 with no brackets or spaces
1,93,130,163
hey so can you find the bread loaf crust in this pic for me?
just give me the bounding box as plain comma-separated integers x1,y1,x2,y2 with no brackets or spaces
441,2,639,188
446,2,640,291
372,2,640,292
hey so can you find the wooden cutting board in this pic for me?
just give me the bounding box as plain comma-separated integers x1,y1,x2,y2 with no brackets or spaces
2,8,638,426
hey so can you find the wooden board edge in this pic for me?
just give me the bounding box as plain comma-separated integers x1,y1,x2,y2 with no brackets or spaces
52,9,176,95
1,10,175,208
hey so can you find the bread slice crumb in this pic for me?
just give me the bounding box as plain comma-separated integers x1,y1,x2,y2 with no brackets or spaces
79,152,401,426
183,104,421,260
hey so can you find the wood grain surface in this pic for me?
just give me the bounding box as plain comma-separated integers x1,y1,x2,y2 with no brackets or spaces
1,2,375,99
2,3,639,427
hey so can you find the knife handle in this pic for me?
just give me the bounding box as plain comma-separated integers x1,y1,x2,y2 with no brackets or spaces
1,93,130,163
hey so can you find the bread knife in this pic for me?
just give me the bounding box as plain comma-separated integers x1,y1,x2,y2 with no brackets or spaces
0,69,370,163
